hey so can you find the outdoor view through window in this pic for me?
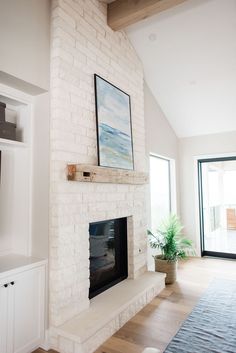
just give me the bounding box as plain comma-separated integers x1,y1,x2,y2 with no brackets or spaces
150,155,171,232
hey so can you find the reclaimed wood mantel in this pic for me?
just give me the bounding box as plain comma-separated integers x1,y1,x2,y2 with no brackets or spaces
67,164,149,184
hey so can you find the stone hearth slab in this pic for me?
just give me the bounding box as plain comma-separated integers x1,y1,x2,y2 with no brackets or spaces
51,271,166,353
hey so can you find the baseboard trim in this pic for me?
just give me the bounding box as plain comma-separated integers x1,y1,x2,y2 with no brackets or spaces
40,330,51,351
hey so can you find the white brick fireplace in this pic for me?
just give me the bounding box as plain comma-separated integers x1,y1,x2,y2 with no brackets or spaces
49,1,165,352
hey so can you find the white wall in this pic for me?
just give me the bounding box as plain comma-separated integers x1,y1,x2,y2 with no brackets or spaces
144,83,179,216
179,130,236,255
0,149,15,255
144,83,179,268
145,83,179,160
31,93,50,258
0,0,50,92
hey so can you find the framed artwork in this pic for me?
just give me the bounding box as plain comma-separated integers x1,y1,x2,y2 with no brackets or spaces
94,74,134,170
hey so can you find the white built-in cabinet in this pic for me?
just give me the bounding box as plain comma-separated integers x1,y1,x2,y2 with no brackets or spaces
0,257,46,353
0,259,46,353
0,84,47,353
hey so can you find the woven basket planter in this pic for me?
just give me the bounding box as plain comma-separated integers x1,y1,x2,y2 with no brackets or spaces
154,255,177,284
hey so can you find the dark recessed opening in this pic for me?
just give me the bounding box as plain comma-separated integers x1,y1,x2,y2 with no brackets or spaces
89,217,128,299
83,171,91,177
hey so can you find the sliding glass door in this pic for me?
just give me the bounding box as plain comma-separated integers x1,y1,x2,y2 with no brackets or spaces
198,156,236,259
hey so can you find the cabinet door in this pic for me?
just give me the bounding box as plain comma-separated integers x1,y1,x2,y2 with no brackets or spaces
12,266,45,353
0,280,9,353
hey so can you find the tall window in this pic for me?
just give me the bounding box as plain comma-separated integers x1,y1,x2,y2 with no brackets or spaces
150,155,172,231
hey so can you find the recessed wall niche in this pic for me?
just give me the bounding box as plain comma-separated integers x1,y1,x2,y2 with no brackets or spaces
0,94,30,145
0,84,32,257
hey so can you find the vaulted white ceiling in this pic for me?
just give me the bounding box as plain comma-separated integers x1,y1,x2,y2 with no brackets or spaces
126,0,236,138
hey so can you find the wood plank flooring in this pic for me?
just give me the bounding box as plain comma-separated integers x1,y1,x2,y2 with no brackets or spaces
33,257,236,353
95,257,236,353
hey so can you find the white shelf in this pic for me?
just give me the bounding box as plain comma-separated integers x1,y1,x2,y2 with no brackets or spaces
0,254,47,279
0,138,27,148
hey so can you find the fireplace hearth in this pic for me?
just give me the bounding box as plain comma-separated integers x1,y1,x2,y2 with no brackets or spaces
89,217,128,299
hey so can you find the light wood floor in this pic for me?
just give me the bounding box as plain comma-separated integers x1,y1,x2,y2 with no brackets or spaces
33,257,236,353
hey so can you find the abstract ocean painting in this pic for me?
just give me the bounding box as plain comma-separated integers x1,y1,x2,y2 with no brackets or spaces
94,75,134,170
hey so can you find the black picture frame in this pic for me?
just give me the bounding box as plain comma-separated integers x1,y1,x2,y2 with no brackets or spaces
94,74,134,170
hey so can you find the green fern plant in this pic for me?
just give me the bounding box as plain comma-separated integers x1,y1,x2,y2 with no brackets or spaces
148,214,194,262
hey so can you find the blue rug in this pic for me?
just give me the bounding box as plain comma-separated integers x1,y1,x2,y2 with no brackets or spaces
164,279,236,353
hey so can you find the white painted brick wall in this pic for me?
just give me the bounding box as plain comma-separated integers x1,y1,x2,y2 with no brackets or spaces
50,0,147,328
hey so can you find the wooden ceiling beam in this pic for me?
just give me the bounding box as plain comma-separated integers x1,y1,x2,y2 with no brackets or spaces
108,0,189,31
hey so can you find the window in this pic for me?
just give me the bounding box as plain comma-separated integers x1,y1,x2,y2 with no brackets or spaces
150,155,172,231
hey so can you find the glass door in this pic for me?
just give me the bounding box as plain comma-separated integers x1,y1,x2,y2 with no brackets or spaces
198,157,236,259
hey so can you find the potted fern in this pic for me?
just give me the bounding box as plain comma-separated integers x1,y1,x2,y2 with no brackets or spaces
148,214,194,284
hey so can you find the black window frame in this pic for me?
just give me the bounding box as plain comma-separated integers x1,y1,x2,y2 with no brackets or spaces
198,156,236,259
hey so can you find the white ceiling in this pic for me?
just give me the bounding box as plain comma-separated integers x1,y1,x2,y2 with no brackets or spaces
126,0,236,138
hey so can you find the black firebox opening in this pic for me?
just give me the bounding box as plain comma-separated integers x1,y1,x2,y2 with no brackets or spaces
89,217,128,299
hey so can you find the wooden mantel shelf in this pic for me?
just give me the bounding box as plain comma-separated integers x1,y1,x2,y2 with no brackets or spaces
67,164,149,184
